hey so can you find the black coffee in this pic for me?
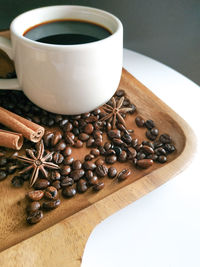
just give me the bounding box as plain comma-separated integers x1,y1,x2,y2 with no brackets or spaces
23,20,111,45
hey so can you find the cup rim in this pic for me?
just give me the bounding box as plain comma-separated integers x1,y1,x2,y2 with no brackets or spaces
10,5,123,49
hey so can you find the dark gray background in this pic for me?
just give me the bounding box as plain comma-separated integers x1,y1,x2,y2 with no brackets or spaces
0,0,199,85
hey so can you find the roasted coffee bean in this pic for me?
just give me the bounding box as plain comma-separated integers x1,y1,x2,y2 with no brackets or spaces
61,177,74,187
88,176,99,185
155,147,167,156
55,114,63,123
85,170,94,180
95,165,108,177
147,154,158,161
27,210,43,224
53,152,64,164
63,122,73,132
21,172,30,181
142,141,154,149
105,155,117,164
106,149,116,156
159,134,172,144
93,108,101,116
135,116,145,127
84,123,94,134
0,151,5,157
77,179,88,193
65,132,75,145
26,201,40,213
157,155,167,163
131,138,138,147
5,163,17,175
140,145,154,155
115,89,125,97
27,190,44,201
136,152,146,160
47,118,55,127
108,129,121,139
150,127,159,136
55,140,66,151
62,147,72,157
64,156,74,165
108,167,117,178
83,161,96,171
86,137,95,147
99,146,106,156
128,103,136,114
126,147,137,160
59,119,68,127
42,199,60,210
145,119,155,129
153,141,163,148
71,114,81,120
146,130,157,141
72,160,82,170
51,131,62,147
62,187,76,198
104,142,113,151
164,143,176,153
82,112,90,118
95,158,105,166
84,154,95,161
34,179,50,190
85,115,98,123
79,133,90,142
70,169,85,181
43,132,54,147
117,169,131,181
61,165,71,176
94,138,103,147
50,171,61,182
106,122,112,131
134,144,143,152
45,186,58,200
72,120,79,128
71,127,79,136
113,138,124,146
93,182,105,191
136,159,153,169
93,130,102,139
74,139,83,148
113,146,122,157
122,133,132,144
0,157,7,166
32,116,40,124
123,97,130,106
90,148,100,157
11,176,24,187
52,180,61,190
118,150,127,162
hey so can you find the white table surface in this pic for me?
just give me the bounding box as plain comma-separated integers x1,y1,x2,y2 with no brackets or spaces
81,49,200,267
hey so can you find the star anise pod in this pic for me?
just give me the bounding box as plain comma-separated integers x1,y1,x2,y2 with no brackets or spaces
16,140,59,187
100,96,132,129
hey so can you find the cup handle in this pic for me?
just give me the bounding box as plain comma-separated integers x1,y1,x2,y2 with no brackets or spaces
0,36,21,90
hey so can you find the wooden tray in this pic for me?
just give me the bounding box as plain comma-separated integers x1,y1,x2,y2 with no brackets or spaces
0,30,196,267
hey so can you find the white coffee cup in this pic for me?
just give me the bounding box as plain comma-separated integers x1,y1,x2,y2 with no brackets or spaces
0,5,123,115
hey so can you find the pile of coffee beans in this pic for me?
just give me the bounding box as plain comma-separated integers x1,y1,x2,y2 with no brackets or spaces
0,89,176,225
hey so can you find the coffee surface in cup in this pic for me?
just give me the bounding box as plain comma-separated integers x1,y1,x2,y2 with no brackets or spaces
23,19,111,45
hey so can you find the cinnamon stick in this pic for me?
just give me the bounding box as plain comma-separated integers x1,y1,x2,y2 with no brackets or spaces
0,129,23,150
0,107,44,142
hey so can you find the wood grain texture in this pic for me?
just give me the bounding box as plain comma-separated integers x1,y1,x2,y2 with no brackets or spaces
0,31,196,267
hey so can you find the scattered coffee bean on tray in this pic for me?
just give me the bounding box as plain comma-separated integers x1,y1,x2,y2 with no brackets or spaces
0,89,177,225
